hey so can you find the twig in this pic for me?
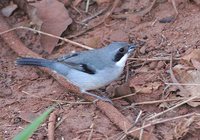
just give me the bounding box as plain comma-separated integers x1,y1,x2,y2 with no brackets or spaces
165,83,200,86
76,128,108,139
135,111,143,124
87,123,94,140
127,113,199,134
128,57,181,61
171,0,178,15
81,7,108,23
22,90,92,105
139,121,145,140
146,95,198,121
48,110,59,140
124,97,188,108
112,92,137,101
85,0,90,13
0,26,93,50
67,0,120,38
137,0,157,16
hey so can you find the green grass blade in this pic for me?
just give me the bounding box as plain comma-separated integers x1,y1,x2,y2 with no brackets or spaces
13,107,54,140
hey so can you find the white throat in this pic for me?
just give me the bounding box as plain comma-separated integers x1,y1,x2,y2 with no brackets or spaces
115,54,128,67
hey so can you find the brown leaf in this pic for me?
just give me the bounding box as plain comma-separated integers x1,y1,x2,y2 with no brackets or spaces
182,49,200,63
173,116,194,139
191,59,200,71
1,3,18,17
72,0,83,7
173,65,200,107
193,0,200,5
133,82,161,94
13,0,43,30
31,0,72,53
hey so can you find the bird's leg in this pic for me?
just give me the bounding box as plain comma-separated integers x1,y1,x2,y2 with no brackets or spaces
81,90,113,104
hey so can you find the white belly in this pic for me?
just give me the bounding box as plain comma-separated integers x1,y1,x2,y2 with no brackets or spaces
66,66,124,91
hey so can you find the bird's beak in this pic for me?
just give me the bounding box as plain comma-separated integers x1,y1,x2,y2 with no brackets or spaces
128,44,136,53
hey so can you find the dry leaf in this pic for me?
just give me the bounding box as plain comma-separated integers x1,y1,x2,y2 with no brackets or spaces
133,82,161,94
82,36,101,48
193,0,200,5
191,59,200,71
182,49,200,63
72,0,83,7
13,0,43,30
31,0,72,53
173,65,200,107
1,3,18,17
173,116,194,139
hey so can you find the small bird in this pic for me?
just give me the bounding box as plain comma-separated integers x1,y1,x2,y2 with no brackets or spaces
16,42,136,102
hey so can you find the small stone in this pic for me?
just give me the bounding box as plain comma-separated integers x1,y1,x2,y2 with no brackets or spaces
139,46,146,54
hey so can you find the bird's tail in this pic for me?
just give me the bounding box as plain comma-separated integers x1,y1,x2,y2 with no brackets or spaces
16,57,54,68
16,57,70,76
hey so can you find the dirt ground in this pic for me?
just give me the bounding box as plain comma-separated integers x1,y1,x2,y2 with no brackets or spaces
1,0,200,140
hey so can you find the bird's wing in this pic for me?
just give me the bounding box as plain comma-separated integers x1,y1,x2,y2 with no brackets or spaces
56,52,96,74
56,52,80,62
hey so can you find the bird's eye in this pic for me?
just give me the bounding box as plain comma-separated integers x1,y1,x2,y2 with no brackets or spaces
119,48,125,53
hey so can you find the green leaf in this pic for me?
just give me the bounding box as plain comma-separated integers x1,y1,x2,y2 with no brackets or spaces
13,107,54,140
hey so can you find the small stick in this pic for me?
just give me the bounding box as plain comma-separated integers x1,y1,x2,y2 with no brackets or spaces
165,83,200,86
128,57,181,61
139,121,145,140
171,0,178,15
87,123,94,140
48,110,59,140
68,0,120,38
81,7,108,23
85,0,90,13
128,97,187,107
0,26,93,50
146,95,198,121
22,90,92,105
127,113,199,134
137,0,157,16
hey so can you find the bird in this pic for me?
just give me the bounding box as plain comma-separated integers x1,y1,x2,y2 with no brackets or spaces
16,42,136,103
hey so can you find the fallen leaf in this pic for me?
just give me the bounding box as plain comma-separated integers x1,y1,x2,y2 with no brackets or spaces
31,0,72,53
82,36,101,48
13,0,43,30
72,0,83,7
182,49,200,63
1,3,18,17
133,82,161,94
193,0,200,5
191,59,200,71
173,116,194,139
173,64,200,107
